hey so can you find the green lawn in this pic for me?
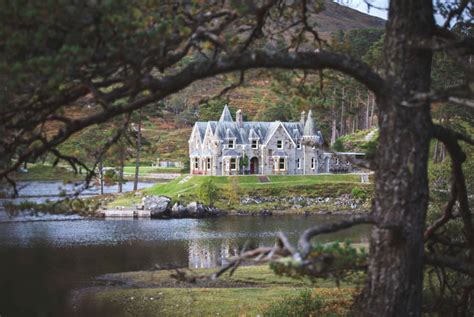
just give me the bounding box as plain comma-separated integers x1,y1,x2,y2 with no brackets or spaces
122,166,182,175
145,174,361,197
111,174,369,208
77,266,356,317
10,164,82,182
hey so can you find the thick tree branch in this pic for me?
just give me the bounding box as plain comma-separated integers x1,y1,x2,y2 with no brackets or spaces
1,50,384,181
298,214,376,258
425,253,474,276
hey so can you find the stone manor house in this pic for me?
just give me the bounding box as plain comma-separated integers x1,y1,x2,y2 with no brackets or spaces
189,105,352,176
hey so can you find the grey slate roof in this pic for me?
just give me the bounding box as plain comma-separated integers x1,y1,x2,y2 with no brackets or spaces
192,106,323,146
222,149,240,157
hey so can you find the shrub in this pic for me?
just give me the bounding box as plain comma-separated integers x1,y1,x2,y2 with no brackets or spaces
333,138,346,152
351,186,367,201
264,289,324,317
198,178,219,206
223,176,241,207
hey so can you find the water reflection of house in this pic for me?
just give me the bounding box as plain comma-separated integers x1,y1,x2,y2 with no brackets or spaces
187,239,261,269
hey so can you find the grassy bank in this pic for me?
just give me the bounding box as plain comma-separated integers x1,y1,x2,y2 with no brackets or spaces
9,164,81,182
110,174,371,211
122,166,181,175
76,265,356,316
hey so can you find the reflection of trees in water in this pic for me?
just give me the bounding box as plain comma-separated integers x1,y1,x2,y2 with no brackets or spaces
188,238,262,269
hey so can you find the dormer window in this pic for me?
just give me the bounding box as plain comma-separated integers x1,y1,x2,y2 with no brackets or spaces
277,140,283,149
297,142,302,149
251,139,258,149
228,139,234,149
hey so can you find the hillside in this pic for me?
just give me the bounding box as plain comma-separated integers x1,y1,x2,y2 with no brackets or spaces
59,1,385,164
315,1,385,36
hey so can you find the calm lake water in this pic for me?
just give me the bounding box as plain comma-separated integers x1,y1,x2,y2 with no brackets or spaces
0,213,370,316
0,180,155,205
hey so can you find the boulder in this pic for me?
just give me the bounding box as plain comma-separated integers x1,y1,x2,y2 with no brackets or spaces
186,201,205,218
142,195,171,218
171,202,188,218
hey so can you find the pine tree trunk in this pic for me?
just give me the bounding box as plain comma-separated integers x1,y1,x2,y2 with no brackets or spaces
353,1,435,316
366,91,370,130
99,160,104,195
340,86,345,136
433,139,439,163
133,110,142,191
118,147,124,193
331,92,337,145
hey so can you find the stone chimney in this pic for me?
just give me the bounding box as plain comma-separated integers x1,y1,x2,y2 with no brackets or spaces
236,109,243,127
300,111,306,125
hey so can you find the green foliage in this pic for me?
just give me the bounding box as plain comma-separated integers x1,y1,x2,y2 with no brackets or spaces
223,176,241,207
264,289,324,317
271,241,368,285
255,102,298,122
332,138,346,152
240,153,249,171
198,177,219,206
198,99,234,121
351,186,367,201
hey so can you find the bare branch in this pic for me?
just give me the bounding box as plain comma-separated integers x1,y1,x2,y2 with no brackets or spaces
425,253,474,276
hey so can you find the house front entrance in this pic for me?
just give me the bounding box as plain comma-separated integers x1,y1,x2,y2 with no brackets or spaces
250,157,259,174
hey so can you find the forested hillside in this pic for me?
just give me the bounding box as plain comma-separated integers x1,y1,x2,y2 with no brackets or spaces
57,0,387,164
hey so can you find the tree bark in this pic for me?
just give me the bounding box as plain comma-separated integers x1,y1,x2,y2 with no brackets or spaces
353,1,435,316
99,160,104,195
366,91,370,130
331,89,338,145
340,86,345,136
118,146,124,193
133,110,142,191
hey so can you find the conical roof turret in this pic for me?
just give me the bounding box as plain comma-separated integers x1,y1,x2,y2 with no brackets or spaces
219,104,234,122
303,110,316,136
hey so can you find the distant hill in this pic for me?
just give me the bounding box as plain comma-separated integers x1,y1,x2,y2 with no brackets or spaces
314,0,385,37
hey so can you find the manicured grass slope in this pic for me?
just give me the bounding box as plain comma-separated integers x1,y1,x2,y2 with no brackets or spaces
144,174,361,198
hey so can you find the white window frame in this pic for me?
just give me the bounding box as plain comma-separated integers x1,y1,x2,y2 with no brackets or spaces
297,158,301,169
311,158,315,170
297,142,301,149
194,158,199,169
277,140,283,149
207,158,211,169
251,139,258,149
228,139,235,149
230,158,237,171
279,157,285,170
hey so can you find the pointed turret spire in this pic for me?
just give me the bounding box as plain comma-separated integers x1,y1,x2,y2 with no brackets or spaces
300,111,306,125
303,110,316,136
219,104,234,122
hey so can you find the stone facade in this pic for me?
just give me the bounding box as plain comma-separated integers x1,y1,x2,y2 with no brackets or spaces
189,105,352,176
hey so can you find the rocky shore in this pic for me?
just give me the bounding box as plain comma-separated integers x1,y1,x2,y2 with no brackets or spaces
102,193,369,219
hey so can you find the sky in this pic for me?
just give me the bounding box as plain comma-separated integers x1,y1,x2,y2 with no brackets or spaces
342,0,456,25
340,0,388,20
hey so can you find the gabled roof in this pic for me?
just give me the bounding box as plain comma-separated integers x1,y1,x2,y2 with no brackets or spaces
222,149,240,157
190,106,323,147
